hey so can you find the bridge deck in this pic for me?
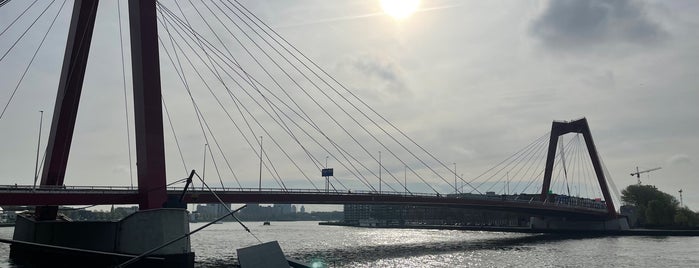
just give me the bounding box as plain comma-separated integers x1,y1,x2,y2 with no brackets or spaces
0,185,609,220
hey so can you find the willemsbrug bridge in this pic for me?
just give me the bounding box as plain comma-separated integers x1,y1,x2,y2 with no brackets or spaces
0,0,629,266
0,184,611,220
1,114,624,221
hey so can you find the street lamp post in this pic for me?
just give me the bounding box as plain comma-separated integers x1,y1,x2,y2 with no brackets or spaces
378,151,382,194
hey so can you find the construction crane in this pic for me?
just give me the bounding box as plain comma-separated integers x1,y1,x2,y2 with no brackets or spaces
630,166,661,185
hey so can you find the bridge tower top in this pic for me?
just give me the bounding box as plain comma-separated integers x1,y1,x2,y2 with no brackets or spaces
541,118,617,218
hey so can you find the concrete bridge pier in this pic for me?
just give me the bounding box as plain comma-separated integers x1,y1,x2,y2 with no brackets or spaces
529,216,630,231
10,208,194,267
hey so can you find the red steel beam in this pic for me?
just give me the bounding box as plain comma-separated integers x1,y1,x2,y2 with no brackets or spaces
128,0,167,210
1,193,138,206
35,0,99,221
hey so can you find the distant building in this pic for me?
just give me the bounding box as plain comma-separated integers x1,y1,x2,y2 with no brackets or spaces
196,203,231,220
239,203,276,220
291,205,297,214
274,204,292,215
300,205,306,213
343,204,528,227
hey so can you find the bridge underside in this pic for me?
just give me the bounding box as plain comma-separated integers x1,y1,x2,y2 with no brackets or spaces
0,191,609,220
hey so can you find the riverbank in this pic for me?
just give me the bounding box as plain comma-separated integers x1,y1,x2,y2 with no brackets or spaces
319,222,699,236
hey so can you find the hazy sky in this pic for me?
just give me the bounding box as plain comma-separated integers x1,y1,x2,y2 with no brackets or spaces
1,0,697,211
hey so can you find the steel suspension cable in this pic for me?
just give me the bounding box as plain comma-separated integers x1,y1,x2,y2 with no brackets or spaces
0,0,12,9
158,17,291,190
193,172,262,243
194,0,382,192
582,140,598,198
549,136,578,195
475,133,549,190
0,0,39,37
161,8,264,189
569,134,582,196
117,0,134,188
599,152,622,208
497,134,551,193
559,136,571,196
460,132,549,192
219,1,436,194
199,1,409,193
509,137,549,194
157,3,371,192
162,98,189,174
191,0,326,177
157,30,299,190
167,3,294,190
202,0,322,138
574,134,588,197
523,135,576,194
155,16,252,188
516,144,549,195
161,3,424,194
205,0,325,136
158,11,213,181
0,0,55,62
161,1,417,193
0,0,63,120
159,7,291,189
193,0,328,177
570,136,583,196
227,0,481,192
204,143,226,190
157,6,384,191
159,30,284,189
482,136,549,193
158,26,290,191
501,134,550,194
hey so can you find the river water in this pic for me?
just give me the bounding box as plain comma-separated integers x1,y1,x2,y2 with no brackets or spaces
1,221,698,267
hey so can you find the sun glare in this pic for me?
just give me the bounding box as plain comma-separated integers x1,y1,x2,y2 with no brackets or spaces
380,0,420,20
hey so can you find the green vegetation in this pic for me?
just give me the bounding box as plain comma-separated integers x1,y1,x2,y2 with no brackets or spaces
60,206,137,221
621,184,698,228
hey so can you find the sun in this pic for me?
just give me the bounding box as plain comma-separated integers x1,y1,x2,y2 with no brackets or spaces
380,0,420,20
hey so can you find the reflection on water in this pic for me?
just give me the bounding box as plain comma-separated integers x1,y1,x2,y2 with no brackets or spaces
189,222,699,267
294,234,570,265
1,222,699,267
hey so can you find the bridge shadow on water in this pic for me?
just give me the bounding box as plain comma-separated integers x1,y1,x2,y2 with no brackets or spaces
290,233,602,266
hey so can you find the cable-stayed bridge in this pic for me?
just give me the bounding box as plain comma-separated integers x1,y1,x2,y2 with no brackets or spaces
0,2,635,266
0,184,611,220
1,1,622,222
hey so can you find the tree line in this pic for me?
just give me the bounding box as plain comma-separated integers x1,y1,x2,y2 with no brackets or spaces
622,184,698,228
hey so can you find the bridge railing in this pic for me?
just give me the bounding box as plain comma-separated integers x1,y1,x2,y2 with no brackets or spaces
0,184,138,193
0,184,607,212
167,186,607,212
175,186,439,196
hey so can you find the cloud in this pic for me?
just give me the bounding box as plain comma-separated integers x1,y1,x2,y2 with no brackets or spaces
667,154,691,166
338,53,409,97
529,0,667,51
353,55,404,85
